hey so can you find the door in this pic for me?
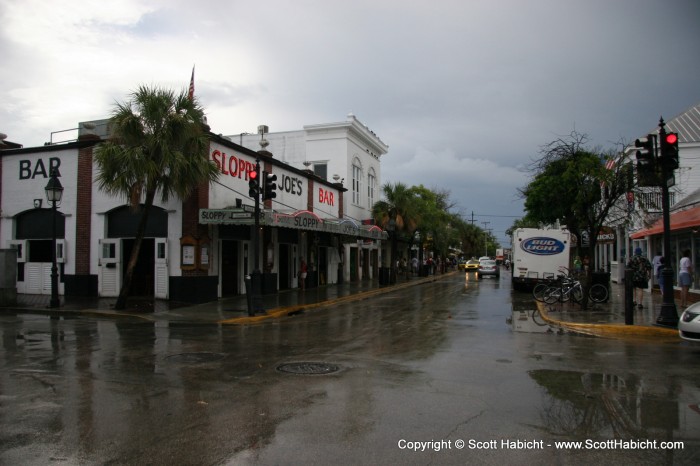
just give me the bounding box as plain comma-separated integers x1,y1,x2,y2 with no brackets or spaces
99,239,121,297
221,240,238,296
279,244,290,290
154,238,168,299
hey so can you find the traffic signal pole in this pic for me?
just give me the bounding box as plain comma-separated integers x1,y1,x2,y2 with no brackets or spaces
656,118,679,327
244,158,264,316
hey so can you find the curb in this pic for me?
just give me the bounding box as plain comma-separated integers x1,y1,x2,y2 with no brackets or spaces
536,301,680,341
219,272,457,325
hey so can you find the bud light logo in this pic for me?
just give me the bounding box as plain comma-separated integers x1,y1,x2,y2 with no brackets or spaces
521,237,565,256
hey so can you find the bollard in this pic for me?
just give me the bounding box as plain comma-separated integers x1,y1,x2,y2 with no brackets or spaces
624,267,634,325
244,274,254,316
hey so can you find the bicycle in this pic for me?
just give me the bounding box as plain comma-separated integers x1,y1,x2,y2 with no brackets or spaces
542,276,608,304
533,267,573,302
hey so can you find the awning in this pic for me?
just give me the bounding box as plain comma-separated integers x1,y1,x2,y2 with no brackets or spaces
267,210,388,240
630,205,700,239
198,208,388,240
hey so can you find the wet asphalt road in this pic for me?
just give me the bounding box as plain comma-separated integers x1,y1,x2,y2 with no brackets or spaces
1,272,700,465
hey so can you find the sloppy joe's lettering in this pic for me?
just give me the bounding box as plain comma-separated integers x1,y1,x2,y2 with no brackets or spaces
211,150,254,180
279,174,303,196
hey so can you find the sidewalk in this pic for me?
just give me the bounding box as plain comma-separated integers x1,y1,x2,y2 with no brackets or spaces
0,272,448,326
536,281,680,341
0,274,684,340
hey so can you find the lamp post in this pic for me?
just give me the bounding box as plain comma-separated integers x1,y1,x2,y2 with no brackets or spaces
45,168,63,308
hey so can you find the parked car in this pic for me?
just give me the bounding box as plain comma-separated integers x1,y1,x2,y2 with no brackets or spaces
679,303,700,342
465,259,480,271
478,259,500,279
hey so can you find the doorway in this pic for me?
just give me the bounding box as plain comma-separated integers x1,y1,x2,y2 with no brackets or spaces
122,238,155,297
221,240,239,296
279,243,291,290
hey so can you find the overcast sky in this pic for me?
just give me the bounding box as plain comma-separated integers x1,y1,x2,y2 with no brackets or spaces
2,0,699,246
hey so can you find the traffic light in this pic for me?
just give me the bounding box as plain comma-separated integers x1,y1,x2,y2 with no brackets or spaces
635,134,658,187
263,171,277,200
660,131,679,170
248,168,259,198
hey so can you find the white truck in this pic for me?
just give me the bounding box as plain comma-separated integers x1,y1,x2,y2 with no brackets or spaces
511,228,571,291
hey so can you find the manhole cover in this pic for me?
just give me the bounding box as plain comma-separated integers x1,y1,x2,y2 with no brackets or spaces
276,362,340,375
166,352,226,364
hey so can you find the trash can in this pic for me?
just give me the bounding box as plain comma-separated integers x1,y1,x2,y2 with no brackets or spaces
378,267,390,285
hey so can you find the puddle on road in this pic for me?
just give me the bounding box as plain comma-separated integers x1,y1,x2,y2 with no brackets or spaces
508,309,559,334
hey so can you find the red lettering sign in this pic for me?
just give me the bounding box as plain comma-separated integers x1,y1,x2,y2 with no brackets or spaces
211,149,254,180
318,188,334,206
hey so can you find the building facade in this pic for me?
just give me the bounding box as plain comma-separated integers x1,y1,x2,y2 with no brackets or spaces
604,103,700,294
0,124,386,303
232,113,389,279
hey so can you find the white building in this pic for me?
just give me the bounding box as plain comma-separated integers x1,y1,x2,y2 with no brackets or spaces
230,113,390,281
232,113,388,224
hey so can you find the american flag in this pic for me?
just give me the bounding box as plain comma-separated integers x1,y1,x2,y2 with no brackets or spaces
188,66,195,101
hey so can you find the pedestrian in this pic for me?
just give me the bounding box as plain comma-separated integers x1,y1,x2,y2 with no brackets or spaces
573,256,582,274
299,259,308,291
652,251,663,290
679,249,693,307
656,256,665,296
628,247,652,309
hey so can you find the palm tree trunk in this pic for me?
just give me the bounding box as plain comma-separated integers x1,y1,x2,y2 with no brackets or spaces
114,188,156,310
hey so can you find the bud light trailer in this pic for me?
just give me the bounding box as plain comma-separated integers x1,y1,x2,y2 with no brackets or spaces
511,228,570,291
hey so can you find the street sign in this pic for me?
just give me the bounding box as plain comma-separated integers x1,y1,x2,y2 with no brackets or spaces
199,209,261,224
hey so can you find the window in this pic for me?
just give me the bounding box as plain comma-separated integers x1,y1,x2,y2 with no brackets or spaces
352,160,362,205
367,169,376,209
313,163,327,180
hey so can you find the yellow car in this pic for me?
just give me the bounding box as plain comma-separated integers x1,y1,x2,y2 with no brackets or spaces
465,259,480,271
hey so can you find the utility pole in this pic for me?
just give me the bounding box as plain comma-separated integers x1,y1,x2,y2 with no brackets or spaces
482,221,490,256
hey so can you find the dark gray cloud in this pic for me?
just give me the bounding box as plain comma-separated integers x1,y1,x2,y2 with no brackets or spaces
2,0,699,244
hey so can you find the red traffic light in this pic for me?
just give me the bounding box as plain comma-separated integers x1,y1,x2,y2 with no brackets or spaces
248,170,258,180
666,133,678,145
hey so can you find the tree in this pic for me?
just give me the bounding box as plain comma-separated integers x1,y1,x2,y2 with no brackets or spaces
94,85,219,310
520,131,632,307
372,182,421,276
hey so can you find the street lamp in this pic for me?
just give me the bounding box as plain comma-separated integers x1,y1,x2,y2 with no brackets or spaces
45,168,63,308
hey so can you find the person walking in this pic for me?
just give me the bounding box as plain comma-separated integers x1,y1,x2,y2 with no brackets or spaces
679,249,693,307
299,259,308,291
656,256,665,296
628,247,652,309
652,251,663,291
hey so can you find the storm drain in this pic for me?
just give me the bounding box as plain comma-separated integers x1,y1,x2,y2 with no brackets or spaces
276,362,340,375
166,352,226,364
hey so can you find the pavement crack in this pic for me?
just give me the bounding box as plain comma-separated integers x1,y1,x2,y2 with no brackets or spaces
445,408,486,439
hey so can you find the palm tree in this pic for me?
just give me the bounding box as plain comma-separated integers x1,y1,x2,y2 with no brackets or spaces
94,85,219,310
372,182,420,278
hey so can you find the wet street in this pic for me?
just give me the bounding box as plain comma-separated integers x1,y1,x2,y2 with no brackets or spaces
1,272,700,465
